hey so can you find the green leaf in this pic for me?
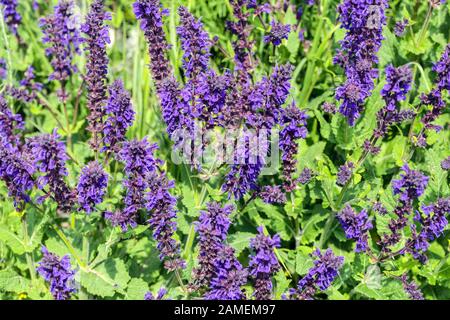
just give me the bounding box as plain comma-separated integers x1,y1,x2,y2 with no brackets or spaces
125,278,149,300
228,232,255,255
354,283,387,300
0,270,31,293
274,271,291,300
80,258,131,298
295,251,313,275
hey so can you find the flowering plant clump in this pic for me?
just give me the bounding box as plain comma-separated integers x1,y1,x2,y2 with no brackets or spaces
0,0,449,302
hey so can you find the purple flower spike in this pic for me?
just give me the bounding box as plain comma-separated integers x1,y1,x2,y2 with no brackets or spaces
249,227,281,300
394,19,408,37
177,6,211,79
0,58,7,79
337,205,373,252
336,161,354,186
441,156,450,170
0,94,24,147
264,21,290,46
280,104,308,192
192,202,234,289
26,129,75,212
77,161,108,213
36,246,76,300
103,80,135,153
205,245,248,300
133,0,171,84
401,274,424,300
82,0,111,152
392,164,429,202
1,0,21,35
146,170,185,271
259,185,287,204
288,248,344,300
0,142,35,211
334,0,388,125
40,0,82,83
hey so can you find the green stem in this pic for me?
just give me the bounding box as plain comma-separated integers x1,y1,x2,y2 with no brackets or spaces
52,225,86,268
22,217,36,284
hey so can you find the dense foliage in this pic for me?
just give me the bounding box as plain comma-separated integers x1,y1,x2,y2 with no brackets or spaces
0,0,449,300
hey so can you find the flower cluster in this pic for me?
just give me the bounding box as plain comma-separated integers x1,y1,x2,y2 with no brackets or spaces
441,156,450,170
0,0,21,35
337,205,373,252
77,161,108,213
394,19,408,37
192,202,233,289
144,288,167,300
336,161,354,186
36,247,76,300
259,185,287,204
287,248,344,300
406,198,450,263
0,142,35,210
177,6,211,80
40,0,81,84
102,80,135,153
334,0,388,125
26,129,75,212
81,0,111,151
0,94,24,147
248,227,281,300
379,165,428,252
264,21,290,46
419,44,450,141
279,104,308,192
392,164,429,202
146,170,185,270
401,274,424,300
133,0,171,84
375,64,414,138
205,245,248,300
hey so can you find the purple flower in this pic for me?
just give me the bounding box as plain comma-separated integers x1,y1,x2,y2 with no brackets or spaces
392,164,429,202
77,161,108,213
40,0,82,83
196,70,231,126
133,0,171,84
375,64,413,138
226,0,255,80
322,102,336,114
0,58,6,79
0,94,24,147
26,129,75,212
406,198,450,263
144,288,167,300
298,167,313,185
116,138,159,226
334,0,388,125
249,227,281,300
104,208,137,232
259,185,287,204
264,21,290,46
177,6,211,79
205,245,248,300
394,19,408,37
433,44,450,92
337,205,373,252
401,274,424,300
279,104,308,192
0,142,35,211
372,201,387,215
82,0,111,151
288,248,344,300
336,161,354,186
8,66,44,103
158,77,194,137
36,246,76,300
102,80,135,153
441,156,450,170
192,202,233,289
146,170,185,270
0,0,21,34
